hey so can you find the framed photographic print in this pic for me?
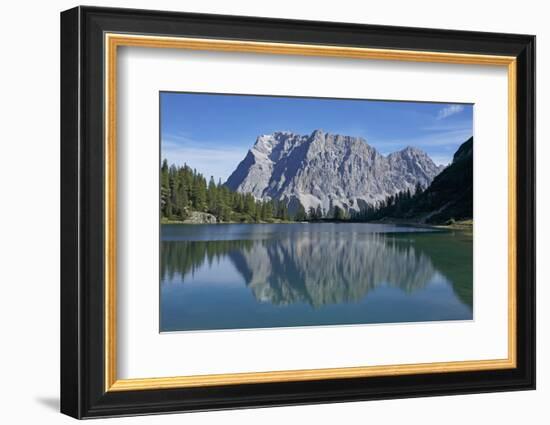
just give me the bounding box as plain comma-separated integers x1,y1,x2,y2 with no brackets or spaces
60,6,536,419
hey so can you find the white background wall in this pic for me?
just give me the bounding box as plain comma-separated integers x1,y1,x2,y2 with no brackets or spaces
0,0,545,423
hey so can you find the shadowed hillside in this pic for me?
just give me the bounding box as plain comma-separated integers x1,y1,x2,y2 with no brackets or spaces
409,137,473,223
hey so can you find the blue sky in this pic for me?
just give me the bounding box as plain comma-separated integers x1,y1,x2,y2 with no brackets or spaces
161,92,473,183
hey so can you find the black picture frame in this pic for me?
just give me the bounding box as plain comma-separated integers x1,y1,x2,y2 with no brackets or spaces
61,5,535,419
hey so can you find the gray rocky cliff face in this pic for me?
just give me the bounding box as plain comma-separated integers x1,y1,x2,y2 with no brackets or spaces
225,130,444,213
182,211,217,224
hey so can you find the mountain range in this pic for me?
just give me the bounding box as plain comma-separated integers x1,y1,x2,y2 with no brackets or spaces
225,129,445,214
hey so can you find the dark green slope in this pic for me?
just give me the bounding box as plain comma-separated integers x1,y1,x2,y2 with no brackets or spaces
410,137,473,223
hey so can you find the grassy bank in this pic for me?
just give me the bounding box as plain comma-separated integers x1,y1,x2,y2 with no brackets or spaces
357,217,473,230
433,219,473,230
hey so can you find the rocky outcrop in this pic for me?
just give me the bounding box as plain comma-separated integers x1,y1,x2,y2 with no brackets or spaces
225,130,444,214
182,211,217,224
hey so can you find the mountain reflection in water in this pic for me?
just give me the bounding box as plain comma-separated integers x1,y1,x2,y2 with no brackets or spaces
160,223,472,331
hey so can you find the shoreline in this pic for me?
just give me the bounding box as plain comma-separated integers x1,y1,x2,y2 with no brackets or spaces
364,218,473,231
160,219,296,225
161,218,473,230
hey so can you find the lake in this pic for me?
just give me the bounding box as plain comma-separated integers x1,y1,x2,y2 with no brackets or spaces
160,223,473,332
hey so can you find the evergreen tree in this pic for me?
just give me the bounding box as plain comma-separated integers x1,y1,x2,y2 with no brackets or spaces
414,182,423,197
161,159,169,192
174,177,188,219
254,201,262,222
327,199,335,219
165,196,173,219
316,205,323,220
334,205,346,221
160,159,170,216
207,176,217,213
192,174,207,211
295,204,307,221
261,200,273,221
276,201,289,221
243,193,256,217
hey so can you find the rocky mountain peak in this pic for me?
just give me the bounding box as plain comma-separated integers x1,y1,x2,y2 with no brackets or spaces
400,145,424,155
226,130,444,214
310,128,325,138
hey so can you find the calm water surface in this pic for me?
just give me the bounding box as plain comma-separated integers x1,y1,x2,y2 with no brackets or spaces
160,223,473,332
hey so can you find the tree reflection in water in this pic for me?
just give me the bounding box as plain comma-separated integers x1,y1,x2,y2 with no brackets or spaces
161,229,472,309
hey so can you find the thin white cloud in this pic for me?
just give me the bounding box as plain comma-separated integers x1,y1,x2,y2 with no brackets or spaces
162,139,247,183
437,104,465,120
370,128,472,150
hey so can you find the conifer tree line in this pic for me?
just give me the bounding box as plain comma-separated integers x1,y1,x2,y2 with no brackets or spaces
350,183,425,221
160,160,290,223
161,160,427,223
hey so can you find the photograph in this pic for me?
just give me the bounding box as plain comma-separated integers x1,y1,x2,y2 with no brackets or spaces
57,4,536,419
159,92,474,332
